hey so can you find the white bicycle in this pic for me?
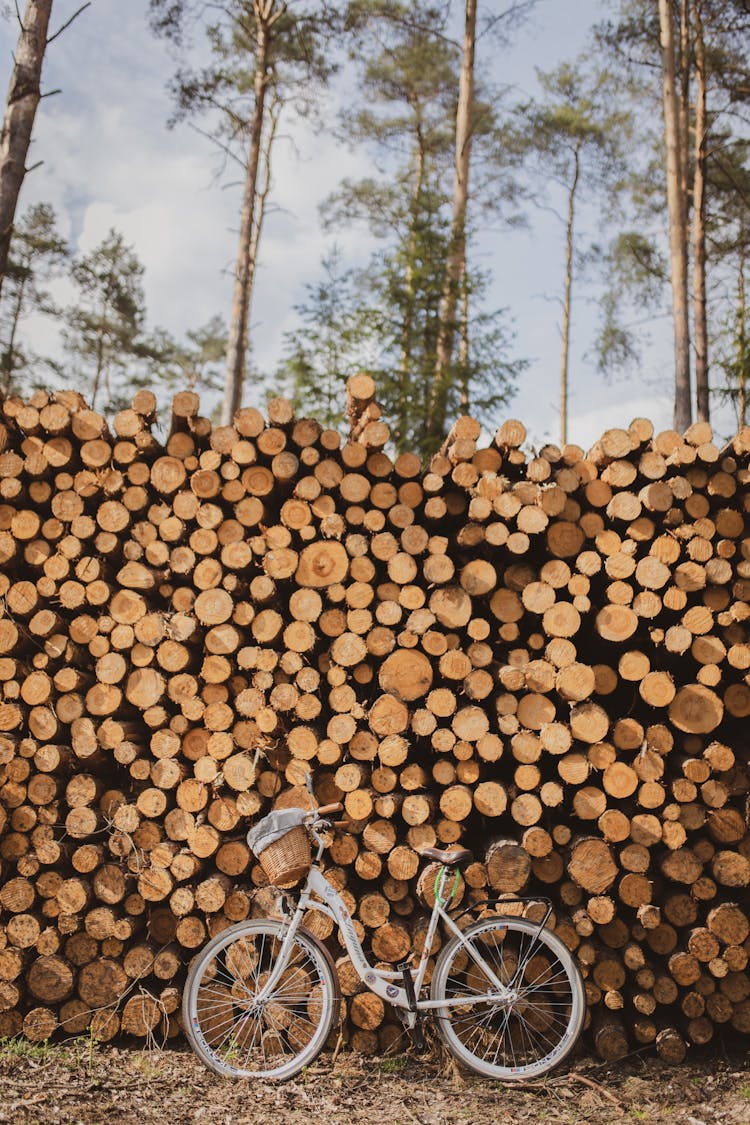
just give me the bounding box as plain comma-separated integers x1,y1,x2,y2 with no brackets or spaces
182,799,586,1082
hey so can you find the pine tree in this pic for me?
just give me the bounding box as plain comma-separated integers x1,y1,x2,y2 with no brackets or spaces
63,230,149,412
657,0,692,429
703,141,750,428
430,0,476,441
276,249,373,429
149,0,340,425
597,0,750,427
0,201,67,395
518,60,631,444
143,316,229,409
0,1,90,298
294,0,523,456
0,2,54,298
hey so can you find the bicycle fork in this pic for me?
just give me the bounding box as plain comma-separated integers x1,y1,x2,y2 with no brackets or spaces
249,898,307,1006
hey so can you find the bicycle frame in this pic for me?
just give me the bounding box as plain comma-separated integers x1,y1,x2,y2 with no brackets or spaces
254,860,515,1018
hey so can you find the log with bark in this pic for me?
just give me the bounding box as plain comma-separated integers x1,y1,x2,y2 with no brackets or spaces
0,385,749,1060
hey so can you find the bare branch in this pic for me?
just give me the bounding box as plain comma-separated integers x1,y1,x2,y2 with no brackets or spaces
476,1,538,43
186,120,246,170
349,3,458,48
47,1,91,46
251,91,281,245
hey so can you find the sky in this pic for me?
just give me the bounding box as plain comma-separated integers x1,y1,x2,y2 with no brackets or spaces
0,0,736,449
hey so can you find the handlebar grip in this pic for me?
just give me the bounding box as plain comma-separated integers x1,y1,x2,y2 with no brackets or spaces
332,820,350,830
316,802,344,816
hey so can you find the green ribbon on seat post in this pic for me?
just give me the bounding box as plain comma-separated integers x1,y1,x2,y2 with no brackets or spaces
434,866,461,907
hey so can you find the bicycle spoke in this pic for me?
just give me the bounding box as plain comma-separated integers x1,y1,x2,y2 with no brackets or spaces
433,917,584,1079
186,921,334,1078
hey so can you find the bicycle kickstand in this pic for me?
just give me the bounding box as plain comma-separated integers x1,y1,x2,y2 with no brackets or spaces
398,961,427,1052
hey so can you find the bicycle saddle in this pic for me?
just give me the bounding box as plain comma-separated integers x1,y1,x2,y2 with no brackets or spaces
418,847,473,869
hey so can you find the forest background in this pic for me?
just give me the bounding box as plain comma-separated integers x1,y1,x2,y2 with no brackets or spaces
0,0,749,457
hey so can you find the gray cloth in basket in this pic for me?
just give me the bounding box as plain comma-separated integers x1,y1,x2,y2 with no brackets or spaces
246,808,308,856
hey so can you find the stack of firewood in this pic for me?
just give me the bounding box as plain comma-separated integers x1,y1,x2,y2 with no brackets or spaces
0,376,748,1063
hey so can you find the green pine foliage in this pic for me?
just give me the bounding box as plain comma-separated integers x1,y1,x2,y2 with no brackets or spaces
144,316,228,401
63,230,153,412
595,0,750,422
0,2,746,442
0,203,68,396
157,1,336,137
281,0,524,458
518,60,634,390
276,249,373,430
704,141,750,426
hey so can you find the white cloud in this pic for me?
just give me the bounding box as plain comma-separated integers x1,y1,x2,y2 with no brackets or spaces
3,0,376,400
2,0,731,449
569,394,674,452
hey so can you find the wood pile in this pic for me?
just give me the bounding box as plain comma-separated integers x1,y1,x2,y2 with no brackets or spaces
0,376,749,1063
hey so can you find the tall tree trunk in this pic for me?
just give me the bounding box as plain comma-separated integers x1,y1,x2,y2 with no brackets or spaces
91,291,109,411
222,2,274,427
692,0,708,421
397,126,425,448
429,0,476,439
737,236,747,429
678,0,690,221
0,1,53,300
658,0,692,431
237,90,279,396
559,145,580,448
458,259,469,412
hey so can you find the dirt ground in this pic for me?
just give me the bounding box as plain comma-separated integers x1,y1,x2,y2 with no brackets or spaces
0,1040,748,1125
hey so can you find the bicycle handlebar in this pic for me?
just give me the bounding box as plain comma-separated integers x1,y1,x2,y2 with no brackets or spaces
311,803,343,817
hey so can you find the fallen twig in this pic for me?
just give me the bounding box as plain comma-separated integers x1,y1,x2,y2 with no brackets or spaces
567,1072,623,1108
330,1028,345,1069
6,1093,48,1113
494,1070,622,1109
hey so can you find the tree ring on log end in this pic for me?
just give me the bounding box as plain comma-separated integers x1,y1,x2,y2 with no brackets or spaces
295,541,349,587
378,650,433,701
595,604,638,643
668,684,724,733
368,693,409,736
568,838,618,894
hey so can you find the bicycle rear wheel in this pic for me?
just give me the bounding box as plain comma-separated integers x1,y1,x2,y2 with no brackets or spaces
183,919,338,1079
431,915,585,1080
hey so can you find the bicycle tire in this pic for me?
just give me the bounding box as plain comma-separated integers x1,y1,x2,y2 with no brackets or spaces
431,915,585,1080
183,918,339,1080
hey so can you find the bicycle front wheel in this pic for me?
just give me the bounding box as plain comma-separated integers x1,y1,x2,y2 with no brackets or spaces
183,919,338,1079
431,915,585,1081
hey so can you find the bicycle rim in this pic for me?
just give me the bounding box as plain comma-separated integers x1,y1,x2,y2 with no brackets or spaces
431,915,585,1080
183,919,338,1079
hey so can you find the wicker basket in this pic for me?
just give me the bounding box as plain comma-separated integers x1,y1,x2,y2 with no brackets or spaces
257,825,311,885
